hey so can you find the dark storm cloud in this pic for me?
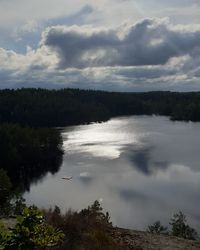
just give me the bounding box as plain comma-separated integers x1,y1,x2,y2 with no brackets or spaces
43,18,200,69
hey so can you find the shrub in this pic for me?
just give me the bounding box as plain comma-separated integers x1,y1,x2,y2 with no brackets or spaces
44,201,118,250
170,211,198,240
0,222,11,250
147,221,168,235
1,206,64,250
147,211,198,240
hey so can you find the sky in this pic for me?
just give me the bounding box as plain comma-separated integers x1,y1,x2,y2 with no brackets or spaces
1,0,200,91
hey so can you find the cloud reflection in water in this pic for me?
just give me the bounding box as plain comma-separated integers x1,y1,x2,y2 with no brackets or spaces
24,116,200,232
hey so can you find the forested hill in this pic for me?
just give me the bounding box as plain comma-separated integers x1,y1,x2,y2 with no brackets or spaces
0,88,200,127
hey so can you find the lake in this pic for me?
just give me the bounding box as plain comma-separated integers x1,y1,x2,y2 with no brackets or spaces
24,116,200,231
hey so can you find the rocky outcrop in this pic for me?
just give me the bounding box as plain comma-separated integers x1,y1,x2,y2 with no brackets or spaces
110,228,200,250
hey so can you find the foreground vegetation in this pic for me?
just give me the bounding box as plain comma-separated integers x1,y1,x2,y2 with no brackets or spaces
147,212,198,240
0,199,199,250
0,201,119,250
0,206,64,250
0,89,200,127
0,169,199,249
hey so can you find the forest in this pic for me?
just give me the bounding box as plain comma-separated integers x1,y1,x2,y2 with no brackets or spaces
0,88,200,127
0,124,63,192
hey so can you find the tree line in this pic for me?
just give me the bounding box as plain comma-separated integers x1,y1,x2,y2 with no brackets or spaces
0,89,200,127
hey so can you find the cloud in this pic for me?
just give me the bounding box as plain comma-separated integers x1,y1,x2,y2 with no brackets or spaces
0,18,200,91
79,172,94,185
0,0,200,33
42,18,200,69
46,5,94,27
0,45,57,71
1,0,200,54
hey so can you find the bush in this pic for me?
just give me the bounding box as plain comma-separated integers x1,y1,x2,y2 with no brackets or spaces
170,211,198,240
147,211,198,240
0,206,64,250
44,201,118,250
0,222,11,250
147,221,168,235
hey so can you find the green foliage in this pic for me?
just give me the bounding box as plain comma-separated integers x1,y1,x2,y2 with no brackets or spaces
0,222,11,250
0,193,26,218
0,168,26,217
0,124,63,191
147,221,168,235
170,211,198,240
147,211,198,240
0,169,12,204
1,206,64,250
10,196,26,216
80,200,111,227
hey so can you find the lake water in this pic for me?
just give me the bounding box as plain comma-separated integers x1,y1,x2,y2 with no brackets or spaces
24,116,200,231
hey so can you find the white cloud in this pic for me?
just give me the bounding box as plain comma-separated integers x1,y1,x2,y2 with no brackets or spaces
42,18,200,69
0,0,200,30
0,18,199,91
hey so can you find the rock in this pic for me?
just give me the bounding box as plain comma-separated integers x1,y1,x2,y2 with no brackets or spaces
109,228,200,250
